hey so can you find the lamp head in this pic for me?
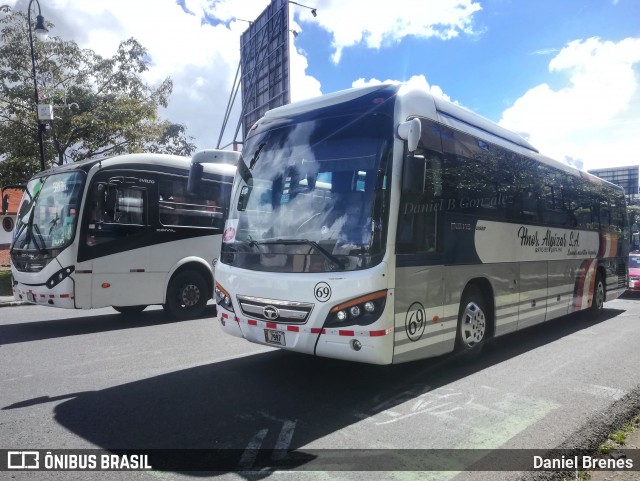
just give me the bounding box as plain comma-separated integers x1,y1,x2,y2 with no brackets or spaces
34,14,49,40
311,8,317,17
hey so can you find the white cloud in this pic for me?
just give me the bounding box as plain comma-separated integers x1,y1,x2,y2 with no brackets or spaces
500,37,640,171
351,74,453,102
312,0,482,63
4,0,480,151
8,0,321,150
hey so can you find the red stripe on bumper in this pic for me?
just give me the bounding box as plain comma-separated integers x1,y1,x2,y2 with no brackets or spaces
369,329,388,337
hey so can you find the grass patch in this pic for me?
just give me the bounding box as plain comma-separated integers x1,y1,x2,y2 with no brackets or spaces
598,415,640,454
0,270,12,296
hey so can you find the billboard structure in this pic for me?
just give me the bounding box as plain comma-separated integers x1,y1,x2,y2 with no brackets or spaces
240,0,291,139
218,0,291,149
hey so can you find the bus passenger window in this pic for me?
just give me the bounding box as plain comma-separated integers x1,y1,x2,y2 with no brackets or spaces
85,182,147,246
397,152,442,255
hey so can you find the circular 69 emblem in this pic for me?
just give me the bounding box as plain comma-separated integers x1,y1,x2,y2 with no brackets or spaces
314,282,332,302
405,301,426,342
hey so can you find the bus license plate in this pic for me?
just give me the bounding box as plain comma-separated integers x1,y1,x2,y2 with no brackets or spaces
264,329,286,346
27,291,36,303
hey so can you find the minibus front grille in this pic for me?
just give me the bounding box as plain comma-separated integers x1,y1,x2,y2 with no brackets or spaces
237,295,314,324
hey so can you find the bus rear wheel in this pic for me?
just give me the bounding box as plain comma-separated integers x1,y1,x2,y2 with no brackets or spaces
455,286,488,354
163,270,208,320
590,272,606,318
113,305,147,315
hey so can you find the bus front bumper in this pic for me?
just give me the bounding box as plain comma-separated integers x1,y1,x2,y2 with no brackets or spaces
217,307,394,364
13,277,76,309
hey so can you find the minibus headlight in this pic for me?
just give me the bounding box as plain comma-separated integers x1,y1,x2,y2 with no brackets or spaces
215,282,235,312
325,290,387,327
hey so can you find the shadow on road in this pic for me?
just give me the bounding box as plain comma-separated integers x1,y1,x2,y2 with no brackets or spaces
1,308,626,476
0,305,217,345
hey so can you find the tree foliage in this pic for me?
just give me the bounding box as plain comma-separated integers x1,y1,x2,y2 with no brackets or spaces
0,9,196,185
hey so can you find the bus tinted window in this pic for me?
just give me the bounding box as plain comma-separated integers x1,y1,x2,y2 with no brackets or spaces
86,182,147,247
440,126,520,222
159,178,226,229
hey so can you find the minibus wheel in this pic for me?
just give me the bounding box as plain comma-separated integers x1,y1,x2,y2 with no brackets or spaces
455,286,488,354
164,270,208,320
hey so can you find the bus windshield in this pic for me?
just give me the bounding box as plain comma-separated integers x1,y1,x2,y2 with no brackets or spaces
12,171,85,254
222,113,393,273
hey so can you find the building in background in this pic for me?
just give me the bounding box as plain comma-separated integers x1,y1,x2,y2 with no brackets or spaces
1,186,24,267
588,165,639,204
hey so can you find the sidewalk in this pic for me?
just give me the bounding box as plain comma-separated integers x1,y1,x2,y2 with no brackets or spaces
0,294,25,307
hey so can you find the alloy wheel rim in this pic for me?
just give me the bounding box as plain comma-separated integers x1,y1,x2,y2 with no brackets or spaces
180,283,201,307
461,301,486,347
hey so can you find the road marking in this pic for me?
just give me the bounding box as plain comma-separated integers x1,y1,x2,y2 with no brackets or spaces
273,420,297,460
576,383,626,400
238,428,268,470
238,419,297,468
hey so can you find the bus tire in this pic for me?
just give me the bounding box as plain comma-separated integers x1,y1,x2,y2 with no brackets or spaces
455,286,488,355
590,271,606,318
113,305,147,315
163,270,208,320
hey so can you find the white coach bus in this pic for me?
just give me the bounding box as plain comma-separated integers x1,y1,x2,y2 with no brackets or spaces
11,150,237,319
208,84,628,364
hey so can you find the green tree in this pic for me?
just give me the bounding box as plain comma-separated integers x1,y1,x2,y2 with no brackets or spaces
0,9,196,184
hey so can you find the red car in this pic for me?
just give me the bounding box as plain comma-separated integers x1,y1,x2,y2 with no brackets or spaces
629,252,640,293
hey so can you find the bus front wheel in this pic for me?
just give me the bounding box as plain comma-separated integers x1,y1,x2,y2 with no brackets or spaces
455,286,488,354
164,270,208,320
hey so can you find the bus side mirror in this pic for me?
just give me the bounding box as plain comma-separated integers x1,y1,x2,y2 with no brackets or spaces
187,163,204,194
397,118,422,153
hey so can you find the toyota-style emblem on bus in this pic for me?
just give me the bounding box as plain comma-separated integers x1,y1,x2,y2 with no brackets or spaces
263,305,280,320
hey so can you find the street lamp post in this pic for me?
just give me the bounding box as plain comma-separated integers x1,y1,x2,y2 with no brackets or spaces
288,1,317,17
27,0,48,171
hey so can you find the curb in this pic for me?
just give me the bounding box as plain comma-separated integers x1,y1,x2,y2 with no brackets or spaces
0,301,27,308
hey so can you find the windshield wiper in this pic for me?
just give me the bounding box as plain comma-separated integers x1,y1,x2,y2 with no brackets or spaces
259,238,346,270
31,223,47,253
249,143,266,170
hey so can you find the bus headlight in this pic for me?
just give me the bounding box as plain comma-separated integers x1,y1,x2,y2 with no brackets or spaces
215,282,235,312
325,290,387,327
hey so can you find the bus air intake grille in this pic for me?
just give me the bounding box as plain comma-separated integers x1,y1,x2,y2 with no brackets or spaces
617,263,627,288
237,295,314,324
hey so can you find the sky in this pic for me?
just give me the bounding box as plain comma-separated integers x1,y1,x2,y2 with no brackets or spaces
3,0,640,173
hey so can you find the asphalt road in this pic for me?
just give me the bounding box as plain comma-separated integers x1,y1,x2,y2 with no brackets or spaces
1,296,640,481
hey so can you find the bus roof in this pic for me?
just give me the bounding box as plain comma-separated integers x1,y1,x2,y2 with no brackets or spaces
31,153,236,179
260,83,623,194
